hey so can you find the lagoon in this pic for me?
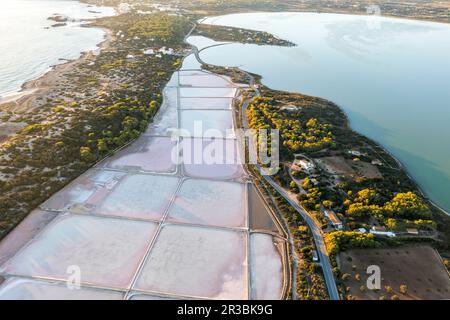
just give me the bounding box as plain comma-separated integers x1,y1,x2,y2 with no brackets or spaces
191,12,450,212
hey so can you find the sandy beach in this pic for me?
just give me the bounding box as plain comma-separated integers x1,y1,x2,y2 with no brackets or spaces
0,27,113,113
0,27,114,142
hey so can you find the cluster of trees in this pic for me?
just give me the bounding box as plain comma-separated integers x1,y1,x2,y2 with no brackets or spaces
344,189,431,220
384,192,432,219
83,99,159,160
324,231,378,254
127,13,191,44
385,218,436,231
299,186,323,211
269,186,328,300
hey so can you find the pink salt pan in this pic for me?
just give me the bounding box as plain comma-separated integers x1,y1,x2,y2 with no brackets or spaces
134,224,248,299
101,136,177,173
0,214,158,289
0,278,124,300
180,97,233,110
181,138,245,180
167,179,246,228
179,74,234,88
96,174,180,221
250,233,284,300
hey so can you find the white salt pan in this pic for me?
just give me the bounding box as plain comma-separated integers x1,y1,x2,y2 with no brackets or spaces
0,278,124,300
97,174,179,220
167,179,246,228
180,97,233,110
180,87,236,98
0,214,157,289
180,110,233,138
250,233,283,300
134,225,247,299
101,136,177,173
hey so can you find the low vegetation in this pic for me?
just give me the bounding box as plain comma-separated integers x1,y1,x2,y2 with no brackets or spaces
241,85,450,256
193,24,295,46
0,12,192,238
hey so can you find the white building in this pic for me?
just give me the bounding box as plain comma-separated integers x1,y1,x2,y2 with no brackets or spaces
372,159,383,166
348,150,362,157
324,210,343,230
370,230,396,238
281,104,301,112
296,159,315,172
143,49,155,55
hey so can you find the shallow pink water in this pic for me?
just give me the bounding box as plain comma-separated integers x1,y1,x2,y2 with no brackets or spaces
167,179,246,228
0,67,286,300
180,97,233,110
102,136,177,173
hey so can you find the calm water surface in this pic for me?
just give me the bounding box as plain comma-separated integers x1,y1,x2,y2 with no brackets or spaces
0,0,115,97
191,12,450,212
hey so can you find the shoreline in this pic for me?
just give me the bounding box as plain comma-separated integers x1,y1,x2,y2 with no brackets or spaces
192,14,450,218
203,10,450,26
0,26,114,114
197,56,450,220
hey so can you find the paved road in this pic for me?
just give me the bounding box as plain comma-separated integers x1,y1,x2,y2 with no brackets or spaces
240,72,340,300
260,175,340,300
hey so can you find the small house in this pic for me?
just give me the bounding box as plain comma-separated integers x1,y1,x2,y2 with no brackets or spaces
324,210,343,230
406,228,419,235
348,150,362,157
371,159,383,166
296,159,315,172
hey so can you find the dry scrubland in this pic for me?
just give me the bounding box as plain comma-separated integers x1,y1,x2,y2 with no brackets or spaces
0,12,192,238
85,0,450,23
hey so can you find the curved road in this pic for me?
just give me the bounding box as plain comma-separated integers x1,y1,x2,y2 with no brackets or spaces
186,25,339,300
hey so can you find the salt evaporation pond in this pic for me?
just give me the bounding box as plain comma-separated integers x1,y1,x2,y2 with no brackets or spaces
134,224,248,299
167,179,247,228
0,59,288,299
180,97,233,110
250,233,284,300
0,215,158,288
100,136,178,173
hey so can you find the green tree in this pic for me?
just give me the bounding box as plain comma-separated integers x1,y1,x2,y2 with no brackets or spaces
80,146,95,163
384,192,431,219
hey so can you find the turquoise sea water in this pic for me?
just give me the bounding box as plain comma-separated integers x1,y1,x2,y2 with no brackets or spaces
192,12,450,212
